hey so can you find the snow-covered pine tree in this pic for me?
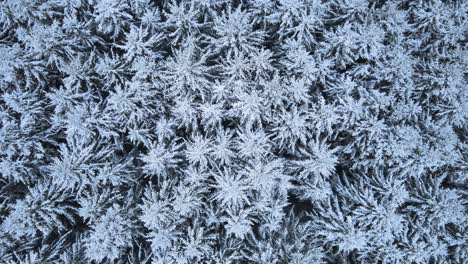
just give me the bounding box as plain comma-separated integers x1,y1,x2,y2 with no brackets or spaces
0,0,465,263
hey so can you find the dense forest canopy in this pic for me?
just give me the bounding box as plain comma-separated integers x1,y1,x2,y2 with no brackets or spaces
0,0,466,263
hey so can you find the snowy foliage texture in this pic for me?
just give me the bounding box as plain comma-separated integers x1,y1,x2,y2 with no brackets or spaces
0,0,467,263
